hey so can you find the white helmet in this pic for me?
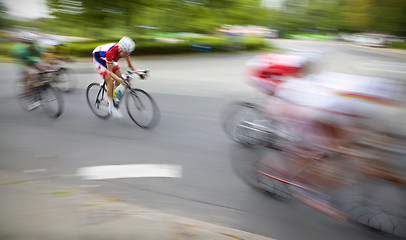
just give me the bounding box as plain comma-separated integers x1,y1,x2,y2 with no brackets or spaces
118,36,135,53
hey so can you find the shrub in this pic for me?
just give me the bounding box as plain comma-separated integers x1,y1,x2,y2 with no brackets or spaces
0,36,269,58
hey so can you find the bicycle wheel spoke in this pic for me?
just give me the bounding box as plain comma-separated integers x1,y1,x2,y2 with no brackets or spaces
132,94,145,111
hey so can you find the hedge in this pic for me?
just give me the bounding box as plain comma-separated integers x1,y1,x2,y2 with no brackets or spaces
66,37,268,57
0,36,270,58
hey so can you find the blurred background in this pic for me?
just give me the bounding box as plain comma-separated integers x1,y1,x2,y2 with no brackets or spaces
0,0,405,57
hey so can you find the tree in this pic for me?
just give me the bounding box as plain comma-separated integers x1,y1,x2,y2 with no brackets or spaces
45,0,271,36
0,1,10,29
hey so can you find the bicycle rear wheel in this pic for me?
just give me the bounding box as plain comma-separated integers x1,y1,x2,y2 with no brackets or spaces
40,83,63,118
125,89,160,128
339,179,406,238
86,83,110,119
55,67,77,92
14,78,38,111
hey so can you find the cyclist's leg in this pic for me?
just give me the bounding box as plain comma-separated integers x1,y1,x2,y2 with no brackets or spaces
109,63,123,118
103,73,114,112
112,63,121,89
19,67,30,95
93,56,113,109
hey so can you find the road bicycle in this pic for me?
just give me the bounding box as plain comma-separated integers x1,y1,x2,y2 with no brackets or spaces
86,70,160,128
222,101,406,238
14,70,64,118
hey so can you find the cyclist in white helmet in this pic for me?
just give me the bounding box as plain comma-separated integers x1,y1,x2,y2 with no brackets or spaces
92,36,144,118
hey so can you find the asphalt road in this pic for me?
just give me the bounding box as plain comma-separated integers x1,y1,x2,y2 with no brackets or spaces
1,39,406,240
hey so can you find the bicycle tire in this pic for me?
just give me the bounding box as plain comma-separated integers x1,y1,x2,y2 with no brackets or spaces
229,146,294,201
338,179,406,239
125,88,160,128
40,83,63,118
55,67,77,93
86,83,111,119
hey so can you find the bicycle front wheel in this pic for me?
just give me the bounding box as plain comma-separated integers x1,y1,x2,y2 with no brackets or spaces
125,89,160,128
40,84,63,118
86,83,110,119
220,102,267,147
56,67,77,92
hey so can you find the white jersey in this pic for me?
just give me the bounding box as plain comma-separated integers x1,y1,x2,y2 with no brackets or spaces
274,72,406,134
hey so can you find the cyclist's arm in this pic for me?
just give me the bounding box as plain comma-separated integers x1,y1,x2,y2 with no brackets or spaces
126,57,136,71
126,57,145,79
33,62,49,71
35,45,53,67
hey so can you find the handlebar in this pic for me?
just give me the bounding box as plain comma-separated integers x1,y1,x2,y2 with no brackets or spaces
38,69,60,75
122,69,149,79
128,69,149,75
121,69,149,87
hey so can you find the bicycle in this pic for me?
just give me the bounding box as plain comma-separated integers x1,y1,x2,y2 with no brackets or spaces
86,69,160,128
223,101,406,238
14,70,64,118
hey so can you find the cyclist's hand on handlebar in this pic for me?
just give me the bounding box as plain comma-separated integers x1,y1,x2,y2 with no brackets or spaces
123,79,131,87
137,73,146,79
119,78,130,87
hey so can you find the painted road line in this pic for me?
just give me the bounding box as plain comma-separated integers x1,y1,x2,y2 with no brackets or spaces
77,164,182,180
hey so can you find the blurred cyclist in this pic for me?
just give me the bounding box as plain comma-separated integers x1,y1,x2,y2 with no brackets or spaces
11,32,53,110
92,36,144,118
271,72,406,149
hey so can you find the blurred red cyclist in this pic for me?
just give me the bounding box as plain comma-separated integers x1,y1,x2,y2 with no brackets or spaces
245,52,318,95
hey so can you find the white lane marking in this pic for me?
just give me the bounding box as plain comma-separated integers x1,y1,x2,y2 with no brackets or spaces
23,169,47,173
77,164,182,180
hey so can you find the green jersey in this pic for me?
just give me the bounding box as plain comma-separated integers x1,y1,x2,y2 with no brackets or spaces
11,43,45,66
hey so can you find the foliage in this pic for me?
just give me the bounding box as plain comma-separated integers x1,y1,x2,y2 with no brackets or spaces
1,0,405,41
65,37,268,57
0,1,12,29
43,0,270,37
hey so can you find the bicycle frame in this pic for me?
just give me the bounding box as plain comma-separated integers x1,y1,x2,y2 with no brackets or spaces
27,71,57,101
90,69,148,110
